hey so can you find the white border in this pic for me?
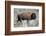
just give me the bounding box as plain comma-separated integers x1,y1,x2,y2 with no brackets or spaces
11,5,42,31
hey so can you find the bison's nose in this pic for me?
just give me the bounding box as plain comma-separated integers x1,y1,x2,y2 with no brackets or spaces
31,13,36,20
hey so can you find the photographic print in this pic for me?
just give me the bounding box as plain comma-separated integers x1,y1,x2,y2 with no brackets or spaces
14,8,39,27
5,1,45,35
11,5,42,31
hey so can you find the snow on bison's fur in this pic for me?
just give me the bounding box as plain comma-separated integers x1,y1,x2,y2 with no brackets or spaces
17,12,36,22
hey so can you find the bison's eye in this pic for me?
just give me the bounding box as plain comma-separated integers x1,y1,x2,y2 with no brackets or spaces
31,13,36,20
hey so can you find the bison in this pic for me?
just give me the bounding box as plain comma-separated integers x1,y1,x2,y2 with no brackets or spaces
17,12,36,22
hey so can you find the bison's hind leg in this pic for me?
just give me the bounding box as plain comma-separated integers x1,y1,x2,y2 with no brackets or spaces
17,15,22,22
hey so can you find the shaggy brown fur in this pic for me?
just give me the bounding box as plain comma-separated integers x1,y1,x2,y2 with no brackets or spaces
17,12,36,22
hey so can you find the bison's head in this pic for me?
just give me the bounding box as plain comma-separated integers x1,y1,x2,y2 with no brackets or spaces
31,13,36,20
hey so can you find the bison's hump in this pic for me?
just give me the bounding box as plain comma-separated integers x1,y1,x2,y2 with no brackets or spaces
17,12,32,16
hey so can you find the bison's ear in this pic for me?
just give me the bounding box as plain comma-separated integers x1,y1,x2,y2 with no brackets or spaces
31,13,36,20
